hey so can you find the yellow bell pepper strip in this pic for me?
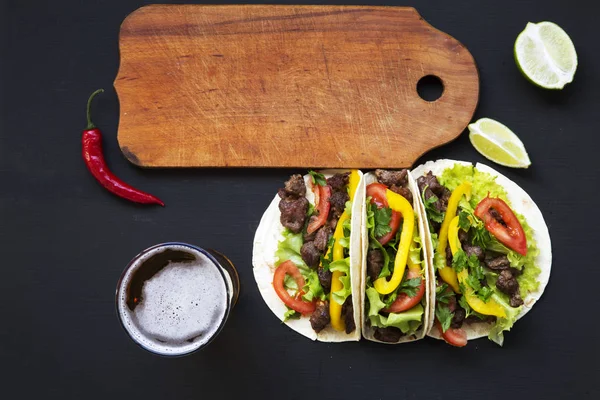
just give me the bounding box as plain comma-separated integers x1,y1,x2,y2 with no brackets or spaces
448,216,506,318
436,182,472,292
329,170,360,331
373,189,414,295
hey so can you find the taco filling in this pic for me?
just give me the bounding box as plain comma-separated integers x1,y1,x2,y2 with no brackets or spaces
364,169,427,343
273,170,359,334
417,164,541,346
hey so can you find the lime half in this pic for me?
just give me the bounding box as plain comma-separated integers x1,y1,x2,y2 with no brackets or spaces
468,118,531,168
514,21,577,89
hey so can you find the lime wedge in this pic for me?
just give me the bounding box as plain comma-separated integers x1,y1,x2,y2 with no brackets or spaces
468,118,531,168
514,21,577,89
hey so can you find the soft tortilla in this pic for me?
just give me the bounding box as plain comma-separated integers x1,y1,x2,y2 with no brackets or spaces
360,171,435,344
412,159,552,341
252,170,364,341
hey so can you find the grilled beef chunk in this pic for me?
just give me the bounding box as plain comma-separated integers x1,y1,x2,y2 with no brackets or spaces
510,292,524,307
417,171,443,195
451,306,466,329
417,171,452,213
466,315,497,323
485,253,511,270
278,197,308,233
438,189,451,212
329,191,349,218
313,225,332,252
458,229,469,244
318,266,332,293
375,169,413,204
424,186,451,213
279,174,306,199
446,292,458,312
326,173,350,192
390,185,413,204
373,327,404,343
375,169,408,187
303,230,316,242
446,246,453,267
300,242,321,268
310,302,330,333
328,217,339,230
496,269,518,294
464,243,485,262
496,269,523,307
341,296,356,334
367,249,384,282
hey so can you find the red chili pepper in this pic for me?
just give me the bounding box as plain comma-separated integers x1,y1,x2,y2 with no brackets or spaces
82,89,164,206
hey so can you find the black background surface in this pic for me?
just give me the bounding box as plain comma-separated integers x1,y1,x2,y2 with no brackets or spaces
2,1,598,399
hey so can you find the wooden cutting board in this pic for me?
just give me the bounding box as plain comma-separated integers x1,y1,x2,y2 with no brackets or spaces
115,5,479,168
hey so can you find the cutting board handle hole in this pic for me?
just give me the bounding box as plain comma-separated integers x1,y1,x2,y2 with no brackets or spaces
417,75,444,102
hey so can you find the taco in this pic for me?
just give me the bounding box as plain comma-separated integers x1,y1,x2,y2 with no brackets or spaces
411,160,552,346
360,169,434,343
252,170,364,341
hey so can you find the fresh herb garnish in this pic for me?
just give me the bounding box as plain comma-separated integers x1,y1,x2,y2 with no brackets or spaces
458,210,471,231
453,248,494,302
476,286,494,302
400,277,422,298
452,249,467,273
458,295,471,318
435,283,453,304
372,203,393,238
421,185,445,224
472,226,493,250
436,304,454,333
319,237,335,271
308,170,327,186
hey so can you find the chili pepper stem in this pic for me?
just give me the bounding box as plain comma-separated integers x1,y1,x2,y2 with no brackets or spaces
86,89,104,130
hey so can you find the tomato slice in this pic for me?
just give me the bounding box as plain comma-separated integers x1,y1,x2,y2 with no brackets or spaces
474,196,527,255
435,319,467,347
383,267,425,313
306,185,331,234
366,183,401,245
273,260,316,315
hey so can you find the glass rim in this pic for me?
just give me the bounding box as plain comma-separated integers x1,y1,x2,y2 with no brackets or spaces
115,242,233,357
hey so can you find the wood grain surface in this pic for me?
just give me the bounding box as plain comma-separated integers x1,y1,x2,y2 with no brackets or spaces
115,4,479,168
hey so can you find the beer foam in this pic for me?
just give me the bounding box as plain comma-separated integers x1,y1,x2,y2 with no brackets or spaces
117,245,229,355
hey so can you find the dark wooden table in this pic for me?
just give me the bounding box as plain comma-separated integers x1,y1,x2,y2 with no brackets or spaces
2,1,598,399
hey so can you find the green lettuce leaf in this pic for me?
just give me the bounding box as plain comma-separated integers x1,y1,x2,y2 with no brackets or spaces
301,269,326,302
275,229,308,270
366,287,424,333
329,258,352,305
283,274,298,291
487,293,522,346
409,230,423,266
433,251,446,271
308,170,327,186
283,308,301,322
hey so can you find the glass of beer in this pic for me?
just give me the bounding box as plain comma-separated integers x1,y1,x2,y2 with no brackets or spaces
115,243,240,356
